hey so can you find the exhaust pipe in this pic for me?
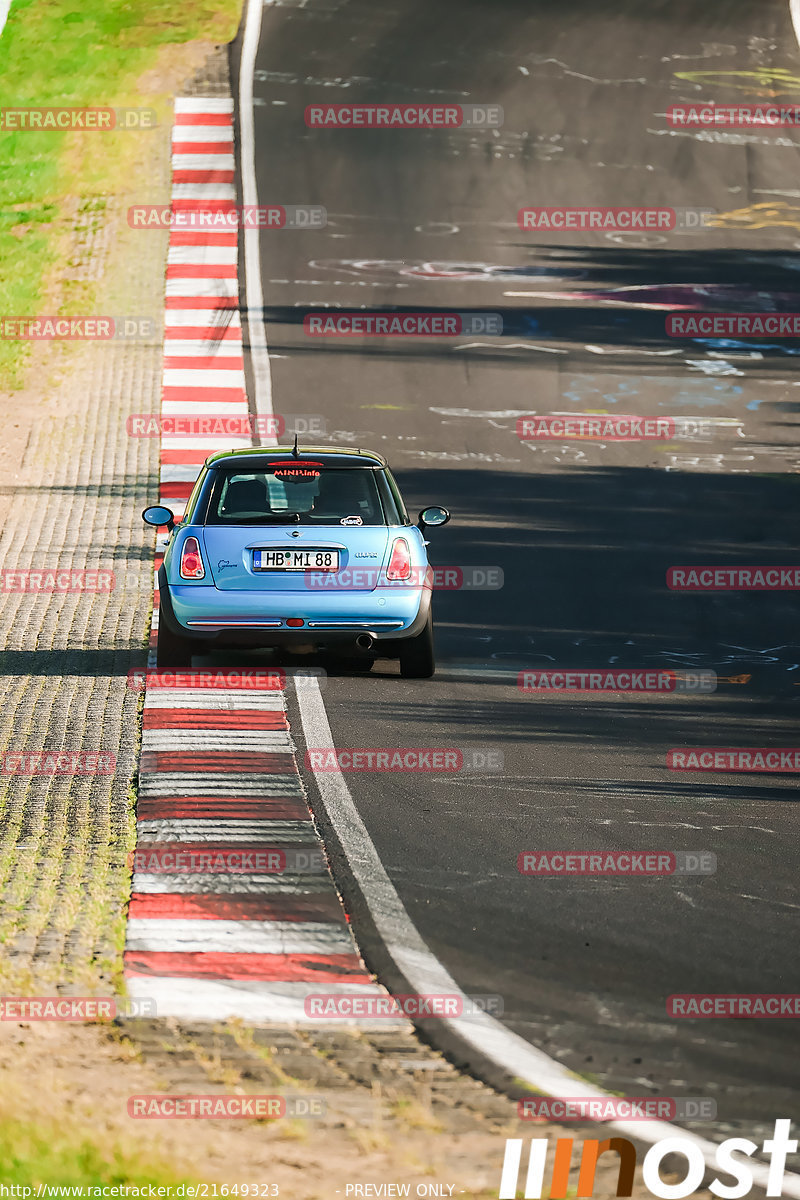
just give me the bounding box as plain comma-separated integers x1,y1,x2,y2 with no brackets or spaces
355,633,374,652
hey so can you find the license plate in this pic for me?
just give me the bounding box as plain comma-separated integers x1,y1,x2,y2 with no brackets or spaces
253,549,340,571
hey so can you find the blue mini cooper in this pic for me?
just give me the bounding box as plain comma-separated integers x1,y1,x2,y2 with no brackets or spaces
143,445,451,678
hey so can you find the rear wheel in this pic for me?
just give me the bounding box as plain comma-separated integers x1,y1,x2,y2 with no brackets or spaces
156,617,196,668
399,614,435,679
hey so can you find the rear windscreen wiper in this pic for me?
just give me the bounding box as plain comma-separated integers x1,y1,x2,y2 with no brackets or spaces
242,513,303,524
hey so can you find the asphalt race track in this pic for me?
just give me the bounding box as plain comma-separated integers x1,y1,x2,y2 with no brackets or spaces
211,0,800,1150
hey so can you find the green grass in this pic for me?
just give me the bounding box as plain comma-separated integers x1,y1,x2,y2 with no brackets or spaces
0,1115,197,1187
0,0,242,385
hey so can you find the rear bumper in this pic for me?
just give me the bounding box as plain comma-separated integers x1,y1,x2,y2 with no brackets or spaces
159,567,431,646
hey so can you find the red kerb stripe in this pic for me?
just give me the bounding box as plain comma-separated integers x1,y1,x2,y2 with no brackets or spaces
124,950,371,982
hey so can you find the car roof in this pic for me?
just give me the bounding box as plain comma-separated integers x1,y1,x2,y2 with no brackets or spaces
205,446,388,470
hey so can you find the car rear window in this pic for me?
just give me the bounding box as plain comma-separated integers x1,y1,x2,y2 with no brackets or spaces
205,467,387,525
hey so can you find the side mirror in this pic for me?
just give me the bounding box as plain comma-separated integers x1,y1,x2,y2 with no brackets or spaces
418,505,450,530
142,505,175,530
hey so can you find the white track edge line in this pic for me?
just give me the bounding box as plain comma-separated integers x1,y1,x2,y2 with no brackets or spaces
791,0,800,52
240,0,276,443
293,677,800,1195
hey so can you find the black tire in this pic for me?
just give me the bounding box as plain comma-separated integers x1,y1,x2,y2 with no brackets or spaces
399,614,435,679
156,617,196,668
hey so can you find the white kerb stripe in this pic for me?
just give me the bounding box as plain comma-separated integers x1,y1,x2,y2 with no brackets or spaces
143,691,285,709
136,819,314,840
172,125,234,143
171,154,235,171
160,465,208,483
163,369,246,388
174,98,234,114
138,778,304,798
168,245,238,266
162,395,247,410
123,976,408,1025
172,183,236,201
161,403,249,419
132,873,329,894
142,730,293,750
162,344,243,359
166,278,238,299
161,437,252,452
164,310,241,327
126,919,352,954
161,401,249,414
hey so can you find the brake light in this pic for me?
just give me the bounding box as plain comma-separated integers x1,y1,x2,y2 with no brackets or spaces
179,536,205,579
386,537,411,581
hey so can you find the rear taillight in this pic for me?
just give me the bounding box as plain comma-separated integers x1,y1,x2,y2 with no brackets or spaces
386,537,411,581
179,536,205,579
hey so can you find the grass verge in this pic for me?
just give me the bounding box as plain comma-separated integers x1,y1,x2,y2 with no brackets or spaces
0,1115,198,1188
0,0,242,387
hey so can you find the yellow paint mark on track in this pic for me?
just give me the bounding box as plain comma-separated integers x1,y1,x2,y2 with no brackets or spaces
705,201,800,231
675,67,800,98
